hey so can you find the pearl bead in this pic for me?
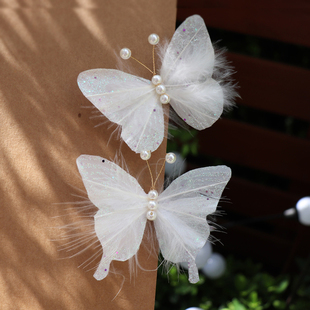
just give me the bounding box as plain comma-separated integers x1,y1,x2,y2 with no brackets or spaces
156,84,166,95
165,152,176,164
148,200,157,211
148,189,158,200
148,34,159,45
120,48,131,59
151,75,162,85
160,94,170,104
146,210,157,221
165,152,186,179
140,150,151,160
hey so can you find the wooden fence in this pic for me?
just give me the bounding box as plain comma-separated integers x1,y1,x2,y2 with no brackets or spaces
177,2,310,271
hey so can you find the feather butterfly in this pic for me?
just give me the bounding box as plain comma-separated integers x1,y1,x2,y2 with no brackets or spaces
76,154,231,283
77,15,235,155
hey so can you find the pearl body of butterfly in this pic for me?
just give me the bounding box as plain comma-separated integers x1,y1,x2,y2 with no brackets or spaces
152,75,170,105
144,154,178,221
146,189,158,221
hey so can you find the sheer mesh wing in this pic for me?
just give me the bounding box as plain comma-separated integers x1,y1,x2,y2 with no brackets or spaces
76,155,147,280
78,69,164,153
160,15,224,130
161,15,214,84
155,166,231,283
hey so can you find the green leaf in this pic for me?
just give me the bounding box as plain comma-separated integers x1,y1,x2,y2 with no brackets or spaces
229,298,247,310
273,299,286,309
190,142,198,156
268,279,289,294
275,280,289,293
234,274,248,291
181,144,190,157
249,291,258,302
199,300,213,310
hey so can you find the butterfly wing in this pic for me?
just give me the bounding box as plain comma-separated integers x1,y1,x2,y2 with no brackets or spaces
160,15,224,129
78,69,164,153
155,165,231,283
76,155,148,280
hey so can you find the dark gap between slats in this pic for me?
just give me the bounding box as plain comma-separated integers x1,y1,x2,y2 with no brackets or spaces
222,105,310,139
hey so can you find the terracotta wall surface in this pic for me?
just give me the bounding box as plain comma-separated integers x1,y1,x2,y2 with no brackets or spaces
0,1,177,309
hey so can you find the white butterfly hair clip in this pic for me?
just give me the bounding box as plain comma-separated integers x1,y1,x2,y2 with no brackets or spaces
77,15,236,158
76,153,231,283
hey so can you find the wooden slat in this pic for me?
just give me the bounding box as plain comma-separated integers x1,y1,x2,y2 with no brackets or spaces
217,226,293,264
177,1,310,271
198,119,310,183
223,177,300,217
177,4,310,47
221,177,301,234
216,224,309,270
178,0,310,9
227,53,310,121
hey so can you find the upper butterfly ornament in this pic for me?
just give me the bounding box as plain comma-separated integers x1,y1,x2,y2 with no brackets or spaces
77,15,235,156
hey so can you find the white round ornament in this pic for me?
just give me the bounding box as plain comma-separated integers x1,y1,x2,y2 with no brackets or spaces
195,242,213,269
296,196,310,226
202,253,226,279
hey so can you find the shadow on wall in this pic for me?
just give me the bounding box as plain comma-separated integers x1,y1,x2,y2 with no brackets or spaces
0,1,176,309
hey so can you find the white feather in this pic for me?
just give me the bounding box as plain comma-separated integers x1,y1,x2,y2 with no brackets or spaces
76,155,231,283
213,47,239,110
167,80,223,130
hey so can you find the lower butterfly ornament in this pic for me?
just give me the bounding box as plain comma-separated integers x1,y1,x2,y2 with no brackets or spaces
76,154,231,283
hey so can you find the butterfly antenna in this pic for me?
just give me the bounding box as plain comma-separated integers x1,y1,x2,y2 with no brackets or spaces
153,160,165,188
120,36,158,76
130,56,154,75
146,160,155,189
152,45,156,75
146,158,166,190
